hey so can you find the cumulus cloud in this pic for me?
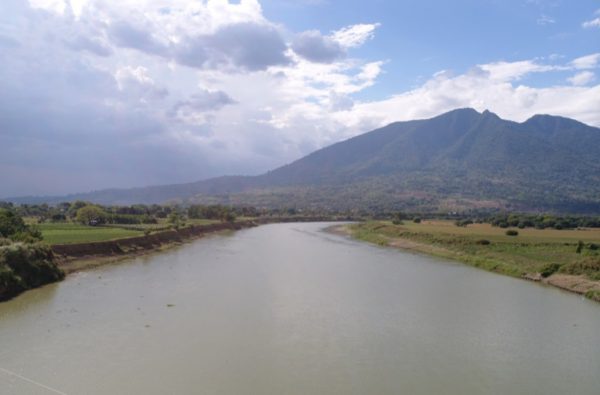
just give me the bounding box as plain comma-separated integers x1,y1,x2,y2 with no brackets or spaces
582,18,600,28
570,53,600,69
115,66,169,101
170,90,236,124
109,20,169,56
66,35,113,57
568,71,595,86
331,23,380,48
334,58,600,130
291,23,379,64
582,8,600,28
292,30,344,63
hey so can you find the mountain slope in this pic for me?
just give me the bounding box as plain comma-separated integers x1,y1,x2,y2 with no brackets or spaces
7,108,600,213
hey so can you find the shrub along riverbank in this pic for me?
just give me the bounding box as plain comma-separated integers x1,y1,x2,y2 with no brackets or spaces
0,243,64,301
341,220,600,302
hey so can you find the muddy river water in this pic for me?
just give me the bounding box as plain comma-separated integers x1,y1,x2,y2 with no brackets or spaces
1,223,599,394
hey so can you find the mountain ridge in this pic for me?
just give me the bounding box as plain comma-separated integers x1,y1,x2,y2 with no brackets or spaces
5,108,600,213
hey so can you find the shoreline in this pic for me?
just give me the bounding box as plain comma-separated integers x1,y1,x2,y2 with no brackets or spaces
327,224,600,303
53,216,341,275
52,221,257,274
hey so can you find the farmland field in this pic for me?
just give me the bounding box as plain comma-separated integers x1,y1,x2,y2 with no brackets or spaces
346,220,600,300
38,223,143,245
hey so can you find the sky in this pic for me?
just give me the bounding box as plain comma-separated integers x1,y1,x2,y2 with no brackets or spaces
0,0,599,197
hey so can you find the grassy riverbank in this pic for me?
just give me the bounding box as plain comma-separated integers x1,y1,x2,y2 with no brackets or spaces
36,219,223,245
341,220,600,302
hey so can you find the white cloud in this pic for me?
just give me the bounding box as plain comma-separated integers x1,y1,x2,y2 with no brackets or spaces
567,71,595,86
292,30,344,63
479,60,558,81
570,53,600,69
582,17,600,28
332,59,600,130
331,23,380,48
28,0,66,14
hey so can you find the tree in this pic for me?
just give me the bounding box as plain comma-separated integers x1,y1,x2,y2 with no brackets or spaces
391,212,404,225
168,211,184,228
76,205,107,226
0,209,43,242
0,209,28,238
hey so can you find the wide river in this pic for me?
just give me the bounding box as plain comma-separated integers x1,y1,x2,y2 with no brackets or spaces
1,223,599,394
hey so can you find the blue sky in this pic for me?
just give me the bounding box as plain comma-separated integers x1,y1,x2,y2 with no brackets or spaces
0,0,599,197
261,0,600,96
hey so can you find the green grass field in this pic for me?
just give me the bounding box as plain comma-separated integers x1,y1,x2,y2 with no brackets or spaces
38,219,225,245
39,223,143,245
107,218,221,230
349,220,600,282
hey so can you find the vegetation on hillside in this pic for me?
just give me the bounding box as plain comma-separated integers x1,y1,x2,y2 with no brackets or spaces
7,109,600,214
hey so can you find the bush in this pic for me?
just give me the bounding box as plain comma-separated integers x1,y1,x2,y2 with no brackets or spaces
559,258,600,277
455,219,473,227
0,243,64,301
476,239,491,245
0,209,43,242
413,218,422,223
505,230,519,236
540,263,561,278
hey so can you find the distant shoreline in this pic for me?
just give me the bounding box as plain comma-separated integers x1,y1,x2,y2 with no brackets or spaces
328,223,600,303
53,217,343,275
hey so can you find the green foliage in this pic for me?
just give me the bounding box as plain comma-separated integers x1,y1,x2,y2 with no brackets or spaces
0,208,28,238
576,240,584,254
38,223,142,245
559,258,600,277
0,208,43,242
487,213,600,230
349,220,600,285
455,219,473,227
0,243,64,301
540,263,562,278
505,230,519,236
76,205,108,225
413,218,422,223
391,212,404,225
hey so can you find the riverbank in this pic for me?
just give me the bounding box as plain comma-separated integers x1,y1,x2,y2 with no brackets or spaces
330,221,600,302
52,220,259,274
52,216,344,274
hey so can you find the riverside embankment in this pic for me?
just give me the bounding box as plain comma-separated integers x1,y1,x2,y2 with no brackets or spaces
334,221,600,302
53,217,340,274
1,217,342,301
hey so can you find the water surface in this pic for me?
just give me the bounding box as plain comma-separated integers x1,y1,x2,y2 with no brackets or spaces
1,223,599,394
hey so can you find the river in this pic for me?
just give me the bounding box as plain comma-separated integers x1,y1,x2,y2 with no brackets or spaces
1,223,599,394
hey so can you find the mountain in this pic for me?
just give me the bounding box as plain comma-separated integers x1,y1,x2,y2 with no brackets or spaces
6,108,600,213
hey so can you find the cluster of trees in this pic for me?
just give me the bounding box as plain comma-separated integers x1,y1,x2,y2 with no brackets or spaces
0,208,42,243
187,205,236,222
482,213,600,230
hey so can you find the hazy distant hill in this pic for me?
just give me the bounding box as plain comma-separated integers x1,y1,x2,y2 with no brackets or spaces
8,108,600,213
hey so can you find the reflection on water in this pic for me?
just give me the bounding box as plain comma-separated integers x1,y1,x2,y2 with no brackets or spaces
1,223,599,395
